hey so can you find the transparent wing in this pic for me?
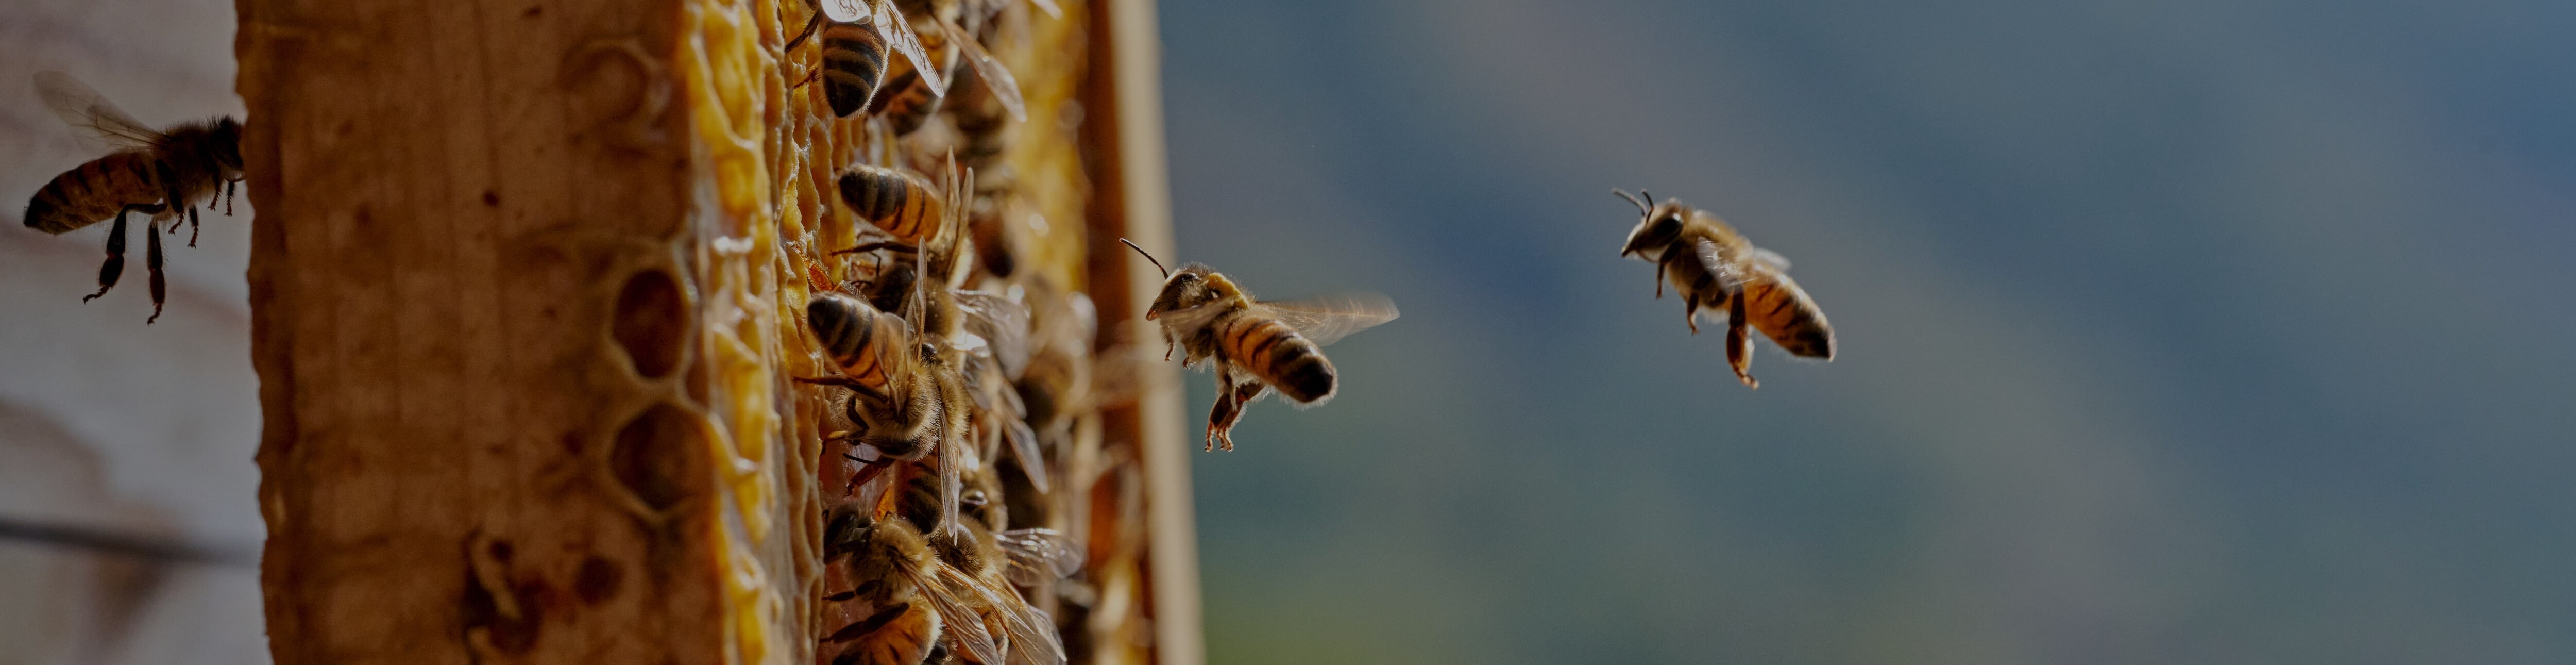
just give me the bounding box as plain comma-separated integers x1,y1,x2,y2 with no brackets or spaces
1002,415,1048,494
947,568,1066,665
996,528,1083,585
989,585,1066,665
874,0,947,96
1025,0,1062,19
954,291,1030,378
1154,299,1233,340
1750,247,1791,271
1690,238,1746,293
1253,292,1398,346
935,13,1027,122
35,71,161,148
918,565,1003,665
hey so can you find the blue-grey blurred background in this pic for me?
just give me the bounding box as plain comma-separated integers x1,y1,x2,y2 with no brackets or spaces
1158,1,2576,663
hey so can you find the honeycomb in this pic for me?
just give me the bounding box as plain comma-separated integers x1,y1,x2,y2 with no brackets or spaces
677,1,1160,662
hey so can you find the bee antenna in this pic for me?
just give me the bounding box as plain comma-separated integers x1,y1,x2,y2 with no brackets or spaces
1118,238,1169,279
1641,189,1656,206
1613,189,1648,215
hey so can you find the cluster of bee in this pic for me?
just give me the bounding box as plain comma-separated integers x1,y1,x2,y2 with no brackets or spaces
785,2,1097,663
20,71,245,324
22,1,1841,660
786,0,1415,659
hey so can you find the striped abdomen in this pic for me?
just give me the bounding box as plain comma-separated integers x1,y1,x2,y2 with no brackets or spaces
809,293,904,391
837,165,939,244
24,151,162,235
868,70,943,136
1218,314,1336,404
1737,268,1835,359
820,22,890,117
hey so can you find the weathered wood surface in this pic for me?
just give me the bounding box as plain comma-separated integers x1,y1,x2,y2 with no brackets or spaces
236,0,775,662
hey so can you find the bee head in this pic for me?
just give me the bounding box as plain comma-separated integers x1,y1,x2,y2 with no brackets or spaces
1146,265,1221,321
210,117,246,178
822,500,875,562
1615,189,1688,259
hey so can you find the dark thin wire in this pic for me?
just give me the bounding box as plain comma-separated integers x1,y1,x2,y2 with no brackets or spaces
0,515,258,568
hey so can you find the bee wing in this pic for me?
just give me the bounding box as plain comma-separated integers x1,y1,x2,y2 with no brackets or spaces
954,291,1031,377
1690,238,1747,293
1740,262,1835,360
996,528,1083,585
873,0,947,96
1253,292,1399,346
1750,247,1792,271
35,71,162,149
1001,412,1048,494
936,401,965,540
1154,299,1233,338
934,12,1028,123
946,568,1067,665
1023,0,1063,19
918,564,1004,665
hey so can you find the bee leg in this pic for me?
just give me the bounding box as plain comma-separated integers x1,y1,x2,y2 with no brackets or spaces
225,178,238,216
1683,298,1701,335
785,9,824,51
1203,377,1236,452
843,455,892,495
1724,294,1758,389
187,203,202,247
84,208,141,302
145,215,168,324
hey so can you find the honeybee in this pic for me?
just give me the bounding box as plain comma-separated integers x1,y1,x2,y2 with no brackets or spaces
822,505,1005,665
869,0,1027,136
1119,240,1399,451
1614,189,1835,388
790,0,942,118
838,164,944,246
22,72,245,324
901,455,1075,665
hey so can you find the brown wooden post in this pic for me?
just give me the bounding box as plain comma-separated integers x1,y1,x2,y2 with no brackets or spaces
237,1,815,663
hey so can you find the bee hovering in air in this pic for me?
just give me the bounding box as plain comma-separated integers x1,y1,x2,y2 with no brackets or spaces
1120,239,1398,452
23,71,245,324
788,0,942,117
1614,189,1835,388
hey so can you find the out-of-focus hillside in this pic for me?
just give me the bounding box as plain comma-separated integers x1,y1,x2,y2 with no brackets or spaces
1160,2,2576,664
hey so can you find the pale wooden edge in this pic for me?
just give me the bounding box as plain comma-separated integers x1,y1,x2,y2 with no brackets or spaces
1094,1,1204,663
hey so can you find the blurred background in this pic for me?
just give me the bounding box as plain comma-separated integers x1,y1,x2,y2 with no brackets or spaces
1159,1,2576,664
4,1,2574,664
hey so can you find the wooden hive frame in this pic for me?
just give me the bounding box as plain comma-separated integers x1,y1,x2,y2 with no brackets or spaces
234,0,1197,662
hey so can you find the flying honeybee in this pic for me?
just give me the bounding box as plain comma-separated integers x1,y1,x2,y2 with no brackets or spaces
1120,239,1398,451
22,71,244,324
789,0,942,117
1614,189,1835,388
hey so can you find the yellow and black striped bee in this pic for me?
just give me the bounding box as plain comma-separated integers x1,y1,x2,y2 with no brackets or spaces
837,164,944,246
1120,239,1398,451
1614,189,1835,388
789,0,943,118
22,71,244,323
820,504,996,665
